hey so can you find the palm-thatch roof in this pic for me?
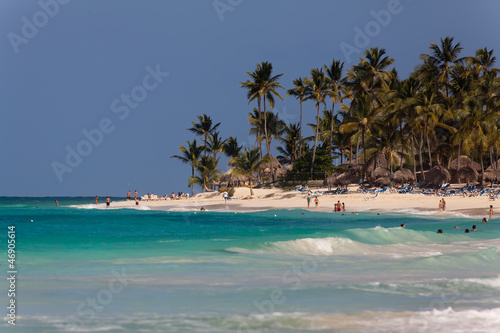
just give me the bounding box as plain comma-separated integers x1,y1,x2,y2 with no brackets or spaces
261,154,282,171
371,167,390,179
366,154,388,173
374,176,390,186
449,156,481,171
325,173,359,187
219,168,250,184
456,166,478,183
390,168,416,184
484,169,500,182
425,165,451,186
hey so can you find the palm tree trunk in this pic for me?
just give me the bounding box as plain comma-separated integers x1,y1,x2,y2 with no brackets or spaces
419,129,425,182
310,104,320,178
263,98,271,156
356,140,359,165
329,105,334,157
299,100,303,158
410,133,417,180
191,165,195,196
249,175,254,196
399,119,404,170
480,151,485,185
257,98,262,155
362,128,367,181
426,127,433,167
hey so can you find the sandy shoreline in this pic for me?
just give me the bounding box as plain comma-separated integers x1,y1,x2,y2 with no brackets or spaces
104,186,497,220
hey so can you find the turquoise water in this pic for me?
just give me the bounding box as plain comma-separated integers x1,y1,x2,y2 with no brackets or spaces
1,197,500,332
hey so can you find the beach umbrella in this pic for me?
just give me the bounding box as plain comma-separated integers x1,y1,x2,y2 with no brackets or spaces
374,176,390,186
371,167,390,179
484,169,500,182
390,168,416,184
366,153,388,173
331,173,358,187
456,166,478,184
449,155,481,171
425,165,451,186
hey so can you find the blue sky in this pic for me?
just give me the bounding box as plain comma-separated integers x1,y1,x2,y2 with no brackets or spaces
1,0,499,197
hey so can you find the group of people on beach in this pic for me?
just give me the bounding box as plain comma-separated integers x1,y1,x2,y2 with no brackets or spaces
305,194,346,213
95,196,112,207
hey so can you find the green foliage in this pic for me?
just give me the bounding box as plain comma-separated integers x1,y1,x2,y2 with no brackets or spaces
286,146,335,181
227,187,235,197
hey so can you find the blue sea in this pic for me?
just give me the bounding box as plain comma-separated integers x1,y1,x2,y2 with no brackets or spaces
1,197,500,332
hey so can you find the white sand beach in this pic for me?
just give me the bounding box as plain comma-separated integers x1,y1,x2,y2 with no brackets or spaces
109,186,497,219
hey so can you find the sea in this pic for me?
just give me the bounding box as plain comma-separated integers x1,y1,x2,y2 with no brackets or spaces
1,197,500,332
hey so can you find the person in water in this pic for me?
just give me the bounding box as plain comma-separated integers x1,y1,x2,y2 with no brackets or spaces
465,229,470,233
437,229,443,234
401,224,405,228
106,197,111,207
482,217,487,223
489,205,494,219
471,225,477,231
95,196,99,205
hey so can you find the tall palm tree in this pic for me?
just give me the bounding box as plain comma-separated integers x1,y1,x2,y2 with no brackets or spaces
224,136,242,159
420,36,464,97
324,59,344,156
304,68,331,178
229,148,269,195
340,94,379,180
171,139,203,196
189,155,221,193
240,62,284,156
287,77,306,156
207,131,227,161
188,114,221,156
279,122,301,164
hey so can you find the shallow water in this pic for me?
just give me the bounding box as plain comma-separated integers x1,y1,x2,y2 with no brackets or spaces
1,197,499,332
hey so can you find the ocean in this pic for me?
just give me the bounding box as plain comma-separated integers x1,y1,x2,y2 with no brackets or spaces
1,197,499,332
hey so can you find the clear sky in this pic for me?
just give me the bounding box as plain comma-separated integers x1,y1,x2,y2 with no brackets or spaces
1,0,500,197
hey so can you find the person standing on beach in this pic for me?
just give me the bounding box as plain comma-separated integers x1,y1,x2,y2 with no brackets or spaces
95,196,99,205
342,202,345,212
127,190,131,200
442,198,446,211
135,198,139,206
106,197,111,207
438,199,443,211
134,190,138,200
223,191,228,205
314,197,319,208
55,200,59,206
307,194,311,208
489,205,493,219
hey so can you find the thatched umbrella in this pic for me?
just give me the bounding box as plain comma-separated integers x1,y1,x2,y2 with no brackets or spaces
449,156,481,171
484,169,500,183
366,153,388,173
374,176,390,187
331,173,359,187
261,154,282,182
425,165,451,186
390,168,416,184
456,166,478,184
220,168,249,186
371,167,390,179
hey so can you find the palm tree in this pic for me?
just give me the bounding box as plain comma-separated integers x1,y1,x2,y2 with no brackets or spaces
240,62,284,156
189,155,221,193
340,94,379,180
287,77,306,156
229,148,269,195
304,68,331,178
420,36,464,97
171,139,203,196
279,122,301,164
324,59,344,156
207,131,227,161
224,136,242,159
188,114,221,156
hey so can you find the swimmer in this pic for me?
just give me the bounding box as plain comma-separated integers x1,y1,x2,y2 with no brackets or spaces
471,225,477,231
437,229,443,234
200,207,206,211
454,226,460,229
482,217,487,223
465,228,470,233
401,224,405,228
